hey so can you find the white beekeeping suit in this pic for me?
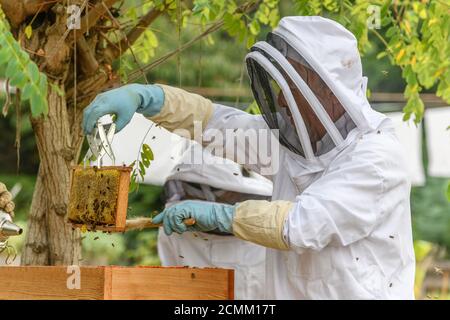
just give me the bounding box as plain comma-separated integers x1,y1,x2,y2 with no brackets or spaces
158,142,272,300
143,16,415,299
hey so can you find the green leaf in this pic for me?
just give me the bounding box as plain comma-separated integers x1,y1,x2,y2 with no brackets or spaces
0,15,48,118
376,51,387,59
129,177,137,193
418,9,427,20
142,157,150,167
245,101,261,115
139,161,146,177
413,240,433,262
147,30,158,48
9,72,27,88
21,82,33,100
142,144,154,161
268,8,279,27
30,89,43,117
24,25,32,39
249,20,260,35
246,34,255,49
447,181,450,202
0,47,11,65
385,26,396,38
50,82,64,97
27,62,40,83
5,59,18,78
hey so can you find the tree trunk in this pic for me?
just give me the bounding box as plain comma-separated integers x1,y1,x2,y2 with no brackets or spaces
21,80,83,265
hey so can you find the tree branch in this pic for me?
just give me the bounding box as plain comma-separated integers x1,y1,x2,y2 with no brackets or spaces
104,6,165,60
97,2,150,83
127,20,224,83
0,0,61,27
70,0,261,106
65,66,110,107
71,0,120,42
76,35,99,75
125,0,260,82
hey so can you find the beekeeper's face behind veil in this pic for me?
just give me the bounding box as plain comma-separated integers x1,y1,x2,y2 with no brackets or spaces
245,25,377,160
277,56,346,148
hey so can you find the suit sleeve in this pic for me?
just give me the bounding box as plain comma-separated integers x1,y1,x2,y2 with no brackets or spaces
203,104,278,178
147,85,277,178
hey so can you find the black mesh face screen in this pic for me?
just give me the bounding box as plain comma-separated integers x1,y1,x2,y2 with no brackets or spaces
265,32,357,156
246,57,305,157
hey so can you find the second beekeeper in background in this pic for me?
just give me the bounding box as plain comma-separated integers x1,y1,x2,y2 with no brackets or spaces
158,142,271,299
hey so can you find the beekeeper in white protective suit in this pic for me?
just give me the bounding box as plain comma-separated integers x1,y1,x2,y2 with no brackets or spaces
83,16,416,299
158,142,272,299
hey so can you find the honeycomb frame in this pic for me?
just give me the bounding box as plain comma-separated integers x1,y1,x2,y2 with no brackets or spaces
68,165,132,232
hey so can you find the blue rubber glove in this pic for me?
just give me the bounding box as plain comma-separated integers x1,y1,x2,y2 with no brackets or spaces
152,200,235,236
82,84,165,135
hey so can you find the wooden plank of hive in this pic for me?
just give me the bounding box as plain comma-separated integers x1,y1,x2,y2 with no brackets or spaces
0,266,234,300
0,266,106,300
107,266,234,300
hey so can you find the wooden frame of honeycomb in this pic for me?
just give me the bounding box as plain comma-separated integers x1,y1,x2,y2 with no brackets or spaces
67,165,132,232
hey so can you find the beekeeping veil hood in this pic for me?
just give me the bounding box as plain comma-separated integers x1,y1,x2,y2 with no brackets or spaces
245,16,386,159
165,142,273,199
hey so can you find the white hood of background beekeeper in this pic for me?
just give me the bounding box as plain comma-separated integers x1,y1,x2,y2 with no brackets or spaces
165,142,273,198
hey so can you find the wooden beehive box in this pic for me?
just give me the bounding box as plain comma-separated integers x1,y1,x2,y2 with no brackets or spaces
68,166,132,232
0,266,234,300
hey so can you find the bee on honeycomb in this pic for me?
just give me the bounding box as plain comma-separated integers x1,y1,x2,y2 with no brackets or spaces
68,167,121,228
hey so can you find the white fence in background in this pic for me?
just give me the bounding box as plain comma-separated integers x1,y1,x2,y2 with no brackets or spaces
425,108,450,178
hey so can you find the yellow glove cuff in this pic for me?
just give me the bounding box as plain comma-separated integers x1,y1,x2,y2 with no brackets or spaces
147,84,213,139
233,200,293,250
